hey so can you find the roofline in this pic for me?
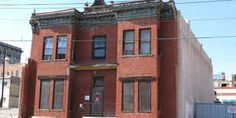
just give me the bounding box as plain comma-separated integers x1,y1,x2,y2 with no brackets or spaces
35,8,78,16
0,41,23,52
33,0,162,17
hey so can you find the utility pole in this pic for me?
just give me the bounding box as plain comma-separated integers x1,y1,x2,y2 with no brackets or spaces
0,49,6,107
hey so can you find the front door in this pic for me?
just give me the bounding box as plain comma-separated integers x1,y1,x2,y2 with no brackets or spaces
91,77,104,116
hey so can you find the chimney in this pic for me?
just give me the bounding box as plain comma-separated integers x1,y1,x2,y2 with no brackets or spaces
92,0,106,6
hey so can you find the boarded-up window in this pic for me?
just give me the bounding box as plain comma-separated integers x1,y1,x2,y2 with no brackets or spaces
138,80,151,112
122,81,134,112
139,29,151,54
123,30,134,55
39,80,50,109
53,80,64,109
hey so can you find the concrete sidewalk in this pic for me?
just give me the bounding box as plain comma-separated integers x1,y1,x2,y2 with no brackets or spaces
0,108,18,118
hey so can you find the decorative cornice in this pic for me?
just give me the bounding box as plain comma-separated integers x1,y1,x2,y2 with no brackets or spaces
30,9,82,32
160,1,176,20
29,0,176,31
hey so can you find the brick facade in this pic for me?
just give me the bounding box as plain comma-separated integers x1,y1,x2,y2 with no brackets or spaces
19,1,205,118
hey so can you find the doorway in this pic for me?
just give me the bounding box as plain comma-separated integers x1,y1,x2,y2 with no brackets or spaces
91,77,104,116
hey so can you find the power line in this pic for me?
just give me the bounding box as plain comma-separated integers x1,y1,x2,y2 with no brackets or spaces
191,17,236,21
0,2,86,6
0,7,74,10
2,16,236,22
0,0,232,6
176,0,234,4
2,35,236,42
0,0,233,9
0,1,125,6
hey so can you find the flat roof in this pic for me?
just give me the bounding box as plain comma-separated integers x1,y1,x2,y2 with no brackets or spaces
0,41,22,52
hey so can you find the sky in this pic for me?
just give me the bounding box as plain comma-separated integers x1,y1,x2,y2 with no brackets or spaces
0,0,235,79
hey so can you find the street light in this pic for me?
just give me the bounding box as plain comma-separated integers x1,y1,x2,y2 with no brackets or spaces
0,50,9,107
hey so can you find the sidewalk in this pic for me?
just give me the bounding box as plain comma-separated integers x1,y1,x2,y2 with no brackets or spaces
0,108,18,118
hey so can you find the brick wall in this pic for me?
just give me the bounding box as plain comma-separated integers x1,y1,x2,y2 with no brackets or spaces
158,18,178,118
19,59,37,118
29,26,72,118
116,17,160,118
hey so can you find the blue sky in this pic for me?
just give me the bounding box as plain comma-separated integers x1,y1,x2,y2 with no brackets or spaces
0,0,235,79
175,0,236,79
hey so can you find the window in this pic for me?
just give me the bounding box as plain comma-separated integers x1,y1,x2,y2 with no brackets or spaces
56,36,67,59
11,71,14,76
139,29,151,54
43,37,53,60
39,80,50,109
94,77,104,87
4,82,7,86
93,36,106,59
123,30,134,55
138,80,151,112
53,80,64,109
16,70,19,77
122,81,134,112
221,83,228,87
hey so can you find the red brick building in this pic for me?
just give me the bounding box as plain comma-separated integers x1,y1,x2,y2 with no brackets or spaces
19,0,214,118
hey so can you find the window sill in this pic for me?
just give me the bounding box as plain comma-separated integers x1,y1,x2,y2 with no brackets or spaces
138,111,151,113
38,109,50,112
122,55,136,58
40,59,67,62
41,60,53,62
38,109,63,112
137,54,153,57
122,54,153,58
55,59,67,62
121,111,134,113
51,109,63,112
92,57,106,59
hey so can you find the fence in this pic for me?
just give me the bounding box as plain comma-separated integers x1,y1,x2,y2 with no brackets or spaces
195,103,236,118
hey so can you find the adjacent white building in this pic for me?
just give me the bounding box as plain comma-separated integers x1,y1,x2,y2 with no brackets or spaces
214,74,236,103
177,11,214,118
215,88,236,103
0,63,23,108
